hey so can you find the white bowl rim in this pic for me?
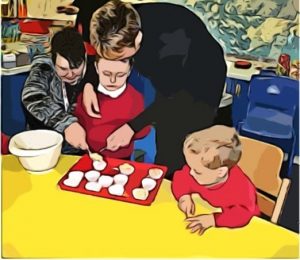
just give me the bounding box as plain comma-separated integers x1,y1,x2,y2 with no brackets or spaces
8,129,63,157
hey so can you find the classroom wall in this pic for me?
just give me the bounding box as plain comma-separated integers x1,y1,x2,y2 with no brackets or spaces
5,0,298,61
128,0,299,61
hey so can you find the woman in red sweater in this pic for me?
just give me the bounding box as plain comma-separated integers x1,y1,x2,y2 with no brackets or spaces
171,125,260,235
74,56,149,159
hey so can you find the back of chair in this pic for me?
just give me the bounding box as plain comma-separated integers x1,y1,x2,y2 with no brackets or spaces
238,136,290,223
128,69,157,163
248,75,298,112
244,76,298,137
128,68,156,108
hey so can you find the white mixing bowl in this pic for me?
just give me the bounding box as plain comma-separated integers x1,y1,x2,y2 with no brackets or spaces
8,130,63,173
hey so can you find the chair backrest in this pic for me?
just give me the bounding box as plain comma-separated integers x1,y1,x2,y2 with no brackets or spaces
128,68,156,108
248,75,298,112
238,136,290,223
131,127,156,163
128,69,157,163
242,74,298,140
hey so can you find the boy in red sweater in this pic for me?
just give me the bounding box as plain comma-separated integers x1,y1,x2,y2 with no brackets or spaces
1,133,10,154
74,55,149,159
171,125,260,235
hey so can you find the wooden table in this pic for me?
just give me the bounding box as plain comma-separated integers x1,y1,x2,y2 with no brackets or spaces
2,155,299,258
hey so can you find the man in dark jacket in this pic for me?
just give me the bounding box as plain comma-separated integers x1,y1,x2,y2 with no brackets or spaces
64,0,227,178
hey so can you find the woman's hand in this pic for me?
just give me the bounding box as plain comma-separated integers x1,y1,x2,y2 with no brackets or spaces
64,122,89,150
83,83,101,118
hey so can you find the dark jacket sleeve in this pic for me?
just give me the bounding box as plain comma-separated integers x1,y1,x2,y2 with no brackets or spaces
81,58,99,89
127,92,164,132
128,90,218,134
22,63,77,133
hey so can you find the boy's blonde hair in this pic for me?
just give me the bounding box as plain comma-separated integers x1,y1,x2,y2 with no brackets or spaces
90,0,141,60
183,125,242,169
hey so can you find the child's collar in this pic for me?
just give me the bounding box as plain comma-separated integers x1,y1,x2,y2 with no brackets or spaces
97,82,127,98
189,167,229,189
204,174,229,189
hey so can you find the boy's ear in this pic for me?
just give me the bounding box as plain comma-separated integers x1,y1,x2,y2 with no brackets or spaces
128,67,132,76
94,62,99,74
217,166,228,178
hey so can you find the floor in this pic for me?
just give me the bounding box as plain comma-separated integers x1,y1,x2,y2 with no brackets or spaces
279,164,299,233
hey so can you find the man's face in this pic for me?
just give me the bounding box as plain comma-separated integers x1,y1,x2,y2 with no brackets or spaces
96,58,131,91
55,53,85,85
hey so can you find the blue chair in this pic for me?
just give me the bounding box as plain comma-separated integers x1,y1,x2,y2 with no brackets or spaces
238,74,299,177
131,126,157,163
129,69,155,107
129,69,157,163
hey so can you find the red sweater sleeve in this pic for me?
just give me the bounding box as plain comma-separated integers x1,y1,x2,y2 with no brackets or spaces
73,93,86,127
1,133,10,154
133,126,151,140
171,165,193,200
74,93,83,119
213,180,259,228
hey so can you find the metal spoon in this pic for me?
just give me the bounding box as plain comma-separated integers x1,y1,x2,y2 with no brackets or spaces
87,148,103,161
99,147,106,153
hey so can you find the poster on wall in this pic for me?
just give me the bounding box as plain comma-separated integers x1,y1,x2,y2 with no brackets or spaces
25,0,75,20
1,0,76,20
1,0,17,18
18,0,27,17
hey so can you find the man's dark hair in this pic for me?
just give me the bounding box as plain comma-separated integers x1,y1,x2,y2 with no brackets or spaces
51,27,85,68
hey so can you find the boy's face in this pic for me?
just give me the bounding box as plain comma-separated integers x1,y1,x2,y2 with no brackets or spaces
96,58,131,91
55,53,85,85
185,151,228,186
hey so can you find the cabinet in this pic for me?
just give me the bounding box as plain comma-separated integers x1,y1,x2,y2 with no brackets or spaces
225,77,250,127
1,72,28,136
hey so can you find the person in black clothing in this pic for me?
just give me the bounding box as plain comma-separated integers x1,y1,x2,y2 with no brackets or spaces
67,0,227,179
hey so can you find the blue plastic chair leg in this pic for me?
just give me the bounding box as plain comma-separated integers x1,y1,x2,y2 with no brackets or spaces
131,127,156,163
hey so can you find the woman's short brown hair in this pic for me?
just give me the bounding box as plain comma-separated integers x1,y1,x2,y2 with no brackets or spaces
90,0,141,60
183,125,242,169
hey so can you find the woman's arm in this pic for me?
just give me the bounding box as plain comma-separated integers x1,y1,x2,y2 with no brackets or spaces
22,63,89,149
22,63,77,133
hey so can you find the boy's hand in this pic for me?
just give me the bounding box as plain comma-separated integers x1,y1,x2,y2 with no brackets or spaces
106,124,134,151
83,83,101,118
64,122,89,150
178,195,195,217
185,214,215,235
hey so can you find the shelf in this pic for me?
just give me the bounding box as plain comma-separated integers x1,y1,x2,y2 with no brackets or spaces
1,65,31,75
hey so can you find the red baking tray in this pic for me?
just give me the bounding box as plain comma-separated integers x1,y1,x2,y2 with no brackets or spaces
58,155,168,206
